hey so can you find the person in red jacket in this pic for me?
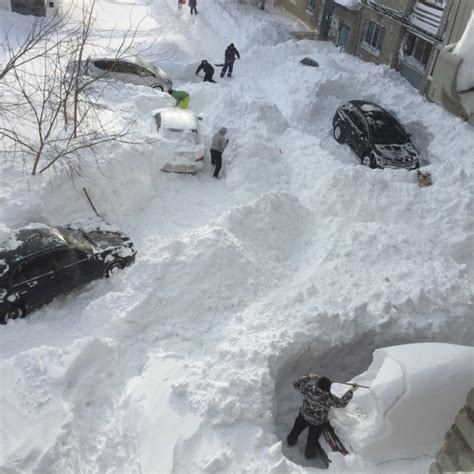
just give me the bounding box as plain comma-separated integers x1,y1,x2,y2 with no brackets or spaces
287,374,357,459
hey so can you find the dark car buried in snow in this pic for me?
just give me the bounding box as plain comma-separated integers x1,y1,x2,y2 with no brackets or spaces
0,225,136,324
332,101,420,170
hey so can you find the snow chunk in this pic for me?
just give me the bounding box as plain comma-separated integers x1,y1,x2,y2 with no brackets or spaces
347,343,474,462
334,0,361,10
453,12,474,114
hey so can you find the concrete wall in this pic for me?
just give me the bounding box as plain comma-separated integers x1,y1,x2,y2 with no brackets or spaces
429,387,474,473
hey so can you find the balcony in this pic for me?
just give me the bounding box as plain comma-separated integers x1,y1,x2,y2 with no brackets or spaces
410,1,445,35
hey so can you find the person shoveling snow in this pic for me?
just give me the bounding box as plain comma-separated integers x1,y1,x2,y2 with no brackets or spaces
195,60,216,83
169,89,190,109
287,374,360,464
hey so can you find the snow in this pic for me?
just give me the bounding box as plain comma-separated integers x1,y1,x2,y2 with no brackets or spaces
334,0,361,10
453,11,474,115
1,0,474,473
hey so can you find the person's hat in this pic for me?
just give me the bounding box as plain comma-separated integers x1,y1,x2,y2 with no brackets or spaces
317,377,332,392
219,127,228,134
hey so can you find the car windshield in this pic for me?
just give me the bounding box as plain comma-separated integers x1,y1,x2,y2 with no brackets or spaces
367,113,408,145
56,227,94,251
162,128,200,145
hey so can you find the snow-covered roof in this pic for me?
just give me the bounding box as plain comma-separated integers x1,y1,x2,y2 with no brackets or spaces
334,0,361,10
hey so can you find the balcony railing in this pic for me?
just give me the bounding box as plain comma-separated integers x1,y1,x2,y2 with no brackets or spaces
410,1,445,35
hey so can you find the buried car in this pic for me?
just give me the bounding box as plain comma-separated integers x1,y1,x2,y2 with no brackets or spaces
70,56,173,92
0,224,136,324
332,100,420,170
153,108,205,174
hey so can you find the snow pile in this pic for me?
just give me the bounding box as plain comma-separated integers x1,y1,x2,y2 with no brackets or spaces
0,338,116,472
453,11,474,115
345,343,474,462
334,0,361,10
1,0,474,473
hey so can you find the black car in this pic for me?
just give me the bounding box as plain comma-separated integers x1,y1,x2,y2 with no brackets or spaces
0,225,136,323
332,100,420,170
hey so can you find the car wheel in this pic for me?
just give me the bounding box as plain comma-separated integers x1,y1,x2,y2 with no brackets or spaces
333,124,345,144
362,153,377,169
105,260,125,278
2,305,25,324
152,84,164,91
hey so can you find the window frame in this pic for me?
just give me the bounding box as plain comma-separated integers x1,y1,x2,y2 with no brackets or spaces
11,253,56,286
306,0,316,13
361,20,385,56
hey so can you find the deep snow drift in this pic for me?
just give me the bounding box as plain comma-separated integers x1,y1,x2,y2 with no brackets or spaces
0,0,473,473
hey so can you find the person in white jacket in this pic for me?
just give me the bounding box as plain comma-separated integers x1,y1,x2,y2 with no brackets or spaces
210,127,229,178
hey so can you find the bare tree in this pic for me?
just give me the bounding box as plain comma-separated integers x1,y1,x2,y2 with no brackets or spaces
0,0,149,176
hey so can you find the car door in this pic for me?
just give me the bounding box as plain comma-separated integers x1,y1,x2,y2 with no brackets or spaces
49,247,92,294
347,111,369,157
111,61,144,86
10,253,59,310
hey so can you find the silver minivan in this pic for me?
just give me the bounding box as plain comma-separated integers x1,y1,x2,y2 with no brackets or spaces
74,56,173,92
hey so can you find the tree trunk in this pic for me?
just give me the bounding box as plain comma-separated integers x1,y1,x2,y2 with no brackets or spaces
260,0,265,10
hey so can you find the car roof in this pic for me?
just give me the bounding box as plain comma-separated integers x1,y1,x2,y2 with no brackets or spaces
153,108,198,130
346,100,392,117
0,226,68,268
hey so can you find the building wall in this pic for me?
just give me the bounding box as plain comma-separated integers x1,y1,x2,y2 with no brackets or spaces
355,6,407,67
373,0,416,15
329,6,362,55
274,0,323,30
0,0,12,11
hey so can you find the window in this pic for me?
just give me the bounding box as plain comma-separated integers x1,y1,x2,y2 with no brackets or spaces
348,111,367,134
306,0,316,13
50,249,87,270
154,113,162,131
12,255,55,285
403,33,433,71
361,21,385,55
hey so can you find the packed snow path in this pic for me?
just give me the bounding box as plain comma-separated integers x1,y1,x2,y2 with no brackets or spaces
1,0,473,473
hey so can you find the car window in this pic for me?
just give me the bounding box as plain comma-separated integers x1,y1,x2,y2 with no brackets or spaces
162,128,200,145
50,248,87,270
367,113,408,144
11,254,56,285
93,61,114,71
349,111,367,134
154,113,162,131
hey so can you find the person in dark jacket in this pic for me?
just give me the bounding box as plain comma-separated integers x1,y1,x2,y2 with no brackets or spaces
195,60,216,83
220,43,240,78
287,374,357,460
210,127,229,178
189,0,197,14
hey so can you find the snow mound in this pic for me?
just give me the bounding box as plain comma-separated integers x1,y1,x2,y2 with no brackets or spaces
347,343,474,462
0,338,116,472
453,12,474,115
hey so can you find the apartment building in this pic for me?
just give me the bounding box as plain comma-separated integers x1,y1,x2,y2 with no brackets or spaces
276,0,473,123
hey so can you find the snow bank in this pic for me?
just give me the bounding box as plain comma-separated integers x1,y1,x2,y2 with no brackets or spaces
1,0,473,473
0,338,116,472
453,12,474,115
334,0,361,10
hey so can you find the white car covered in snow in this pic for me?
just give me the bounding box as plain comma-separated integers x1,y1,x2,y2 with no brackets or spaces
70,56,173,92
153,108,205,174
